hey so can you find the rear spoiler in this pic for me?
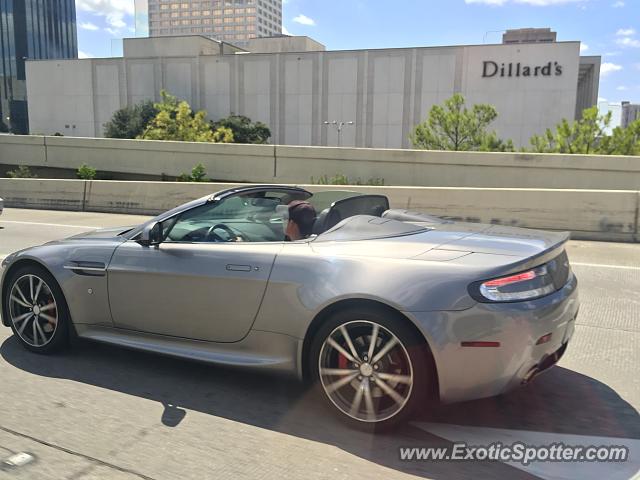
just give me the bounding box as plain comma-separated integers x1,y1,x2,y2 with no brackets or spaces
478,230,571,281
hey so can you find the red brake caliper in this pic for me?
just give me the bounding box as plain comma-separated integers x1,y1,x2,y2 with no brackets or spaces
338,352,348,369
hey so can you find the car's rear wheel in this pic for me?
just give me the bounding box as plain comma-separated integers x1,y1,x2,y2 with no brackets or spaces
309,307,434,431
3,265,70,353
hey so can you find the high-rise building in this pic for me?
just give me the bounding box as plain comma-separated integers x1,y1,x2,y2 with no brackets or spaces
0,0,77,134
28,34,600,148
621,102,640,128
146,0,282,47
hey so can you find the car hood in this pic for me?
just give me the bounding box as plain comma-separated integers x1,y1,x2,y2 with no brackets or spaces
66,226,137,240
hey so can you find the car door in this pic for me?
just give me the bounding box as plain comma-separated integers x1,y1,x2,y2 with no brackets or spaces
107,241,281,342
107,188,307,343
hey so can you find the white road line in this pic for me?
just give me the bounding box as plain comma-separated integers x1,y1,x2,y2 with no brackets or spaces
0,220,98,229
572,262,640,271
413,422,640,480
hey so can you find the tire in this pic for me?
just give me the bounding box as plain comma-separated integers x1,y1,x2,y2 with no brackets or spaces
3,264,70,354
309,307,434,432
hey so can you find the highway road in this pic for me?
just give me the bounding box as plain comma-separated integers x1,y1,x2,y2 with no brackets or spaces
0,208,638,480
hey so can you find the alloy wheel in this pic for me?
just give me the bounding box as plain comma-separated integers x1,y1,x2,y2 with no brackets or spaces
318,320,414,423
8,274,59,348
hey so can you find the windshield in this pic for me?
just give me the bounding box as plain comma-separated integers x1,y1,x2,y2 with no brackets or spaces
164,190,306,242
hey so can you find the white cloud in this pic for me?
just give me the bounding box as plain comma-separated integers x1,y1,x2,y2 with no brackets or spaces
612,1,625,6
616,36,640,47
616,28,635,36
79,21,99,31
282,25,293,36
580,43,589,52
465,0,585,5
600,62,623,76
78,50,93,59
75,0,134,16
104,27,120,36
76,0,133,32
107,14,127,29
598,97,607,102
616,85,628,91
615,28,640,48
292,14,315,26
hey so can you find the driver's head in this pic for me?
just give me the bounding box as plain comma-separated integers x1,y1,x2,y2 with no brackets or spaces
286,200,316,240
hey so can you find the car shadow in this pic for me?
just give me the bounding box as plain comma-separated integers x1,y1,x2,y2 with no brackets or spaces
1,335,638,480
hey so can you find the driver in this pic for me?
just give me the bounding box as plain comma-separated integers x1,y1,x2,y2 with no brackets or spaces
285,200,316,241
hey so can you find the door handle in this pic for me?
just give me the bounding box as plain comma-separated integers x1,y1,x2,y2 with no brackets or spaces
226,264,254,272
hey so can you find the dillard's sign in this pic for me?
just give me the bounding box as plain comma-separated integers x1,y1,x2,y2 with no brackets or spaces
482,61,563,78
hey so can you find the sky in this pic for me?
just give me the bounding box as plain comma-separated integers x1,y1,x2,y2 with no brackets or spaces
75,0,639,104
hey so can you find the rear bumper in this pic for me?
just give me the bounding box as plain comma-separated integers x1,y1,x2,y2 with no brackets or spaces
407,272,579,404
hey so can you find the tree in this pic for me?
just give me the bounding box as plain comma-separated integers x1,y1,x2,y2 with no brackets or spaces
598,119,640,156
77,164,97,180
210,114,271,144
529,107,610,154
411,94,509,151
479,132,515,152
139,91,234,143
104,100,159,139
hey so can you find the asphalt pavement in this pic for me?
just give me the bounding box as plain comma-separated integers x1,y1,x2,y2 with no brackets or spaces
0,208,638,480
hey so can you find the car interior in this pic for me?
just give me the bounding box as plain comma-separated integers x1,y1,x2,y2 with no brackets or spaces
161,190,392,243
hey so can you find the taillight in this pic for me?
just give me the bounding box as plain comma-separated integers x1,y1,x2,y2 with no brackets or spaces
477,265,556,302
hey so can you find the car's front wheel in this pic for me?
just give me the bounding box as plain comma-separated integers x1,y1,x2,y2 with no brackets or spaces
3,265,70,353
309,307,434,431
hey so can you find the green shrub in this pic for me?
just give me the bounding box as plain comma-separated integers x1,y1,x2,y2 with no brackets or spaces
6,165,37,178
210,114,271,144
311,174,385,186
77,164,97,180
177,163,208,182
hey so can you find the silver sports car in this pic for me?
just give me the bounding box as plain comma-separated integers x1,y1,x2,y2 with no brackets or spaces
1,185,579,430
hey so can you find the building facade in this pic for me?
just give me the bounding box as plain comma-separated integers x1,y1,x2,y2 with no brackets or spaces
146,0,282,47
503,28,557,44
0,0,77,133
26,35,600,148
621,102,640,128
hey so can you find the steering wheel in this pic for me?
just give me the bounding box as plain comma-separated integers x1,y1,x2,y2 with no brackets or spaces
205,223,242,242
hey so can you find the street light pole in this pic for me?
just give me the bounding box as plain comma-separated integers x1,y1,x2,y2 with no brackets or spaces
323,120,354,147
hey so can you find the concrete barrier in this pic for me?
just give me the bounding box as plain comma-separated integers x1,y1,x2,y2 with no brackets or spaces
84,180,240,215
0,135,46,166
0,135,276,182
0,178,86,211
274,145,640,190
1,179,638,242
2,135,640,189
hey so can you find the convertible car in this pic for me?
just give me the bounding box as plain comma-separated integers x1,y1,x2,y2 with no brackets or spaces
0,185,579,430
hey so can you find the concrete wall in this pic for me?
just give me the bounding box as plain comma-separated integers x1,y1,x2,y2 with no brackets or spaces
2,135,640,190
1,178,638,242
247,36,326,53
26,41,588,148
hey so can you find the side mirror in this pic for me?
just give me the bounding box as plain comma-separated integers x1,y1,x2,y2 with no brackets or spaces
138,222,163,247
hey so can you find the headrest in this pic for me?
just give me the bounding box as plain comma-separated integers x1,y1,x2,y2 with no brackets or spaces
314,209,343,234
